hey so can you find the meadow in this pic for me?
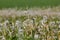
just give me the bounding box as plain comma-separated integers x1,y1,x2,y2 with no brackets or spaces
0,0,60,9
0,0,60,40
0,15,60,40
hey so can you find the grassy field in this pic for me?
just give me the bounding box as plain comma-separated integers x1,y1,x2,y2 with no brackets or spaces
0,0,60,40
0,15,60,40
0,0,60,9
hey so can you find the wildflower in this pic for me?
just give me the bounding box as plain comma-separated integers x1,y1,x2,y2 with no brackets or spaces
15,20,22,28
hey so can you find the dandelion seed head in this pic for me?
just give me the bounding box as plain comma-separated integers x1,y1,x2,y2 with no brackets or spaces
34,34,39,39
15,20,22,27
15,20,20,25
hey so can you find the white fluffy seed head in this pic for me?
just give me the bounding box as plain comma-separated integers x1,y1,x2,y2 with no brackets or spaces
15,20,22,27
15,20,20,25
34,34,39,39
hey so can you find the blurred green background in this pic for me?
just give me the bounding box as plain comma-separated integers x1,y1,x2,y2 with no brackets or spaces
0,0,60,9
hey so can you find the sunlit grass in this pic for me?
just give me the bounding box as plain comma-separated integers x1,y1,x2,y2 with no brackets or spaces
0,15,60,40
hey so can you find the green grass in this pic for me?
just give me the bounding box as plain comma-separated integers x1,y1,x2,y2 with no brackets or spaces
0,0,60,9
0,15,60,40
